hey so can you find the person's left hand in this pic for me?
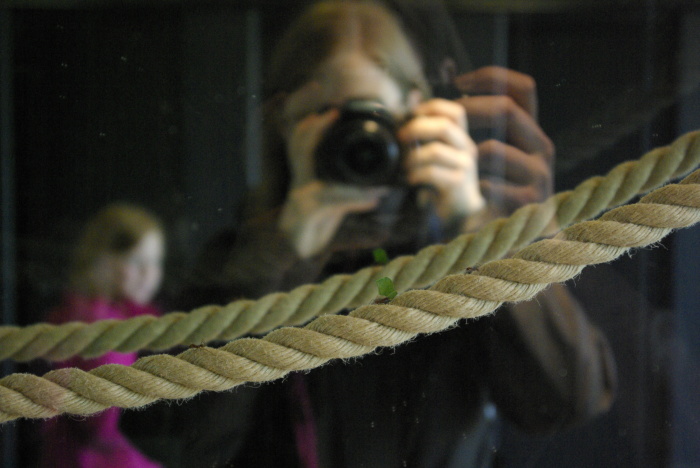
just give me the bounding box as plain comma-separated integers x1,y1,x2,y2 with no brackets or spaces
397,98,485,222
453,66,555,214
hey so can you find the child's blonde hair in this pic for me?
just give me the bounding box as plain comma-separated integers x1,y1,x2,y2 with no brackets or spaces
70,203,163,298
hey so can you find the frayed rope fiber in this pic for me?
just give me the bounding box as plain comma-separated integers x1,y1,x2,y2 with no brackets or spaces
1,130,699,363
1,165,699,424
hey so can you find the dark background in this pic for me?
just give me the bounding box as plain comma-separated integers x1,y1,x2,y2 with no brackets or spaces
1,1,699,467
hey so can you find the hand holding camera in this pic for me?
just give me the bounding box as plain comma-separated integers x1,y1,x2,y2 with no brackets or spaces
279,97,483,258
280,106,390,259
454,66,555,213
398,98,484,221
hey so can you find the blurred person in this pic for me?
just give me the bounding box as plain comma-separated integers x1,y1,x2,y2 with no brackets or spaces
40,203,165,468
123,2,615,467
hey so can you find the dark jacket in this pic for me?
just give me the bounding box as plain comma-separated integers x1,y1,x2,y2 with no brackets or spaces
122,192,616,468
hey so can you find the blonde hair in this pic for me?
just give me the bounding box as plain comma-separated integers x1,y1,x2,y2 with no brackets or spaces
252,0,431,213
69,203,163,298
265,1,430,99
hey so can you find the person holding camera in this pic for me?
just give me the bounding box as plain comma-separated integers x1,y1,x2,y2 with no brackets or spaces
275,89,484,261
184,3,555,302
123,2,615,467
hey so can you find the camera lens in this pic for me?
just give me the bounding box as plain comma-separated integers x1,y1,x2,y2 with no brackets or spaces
336,121,399,184
343,143,382,176
315,100,401,186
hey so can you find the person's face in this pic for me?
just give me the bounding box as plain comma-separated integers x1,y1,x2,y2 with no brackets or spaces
281,50,419,135
114,230,164,305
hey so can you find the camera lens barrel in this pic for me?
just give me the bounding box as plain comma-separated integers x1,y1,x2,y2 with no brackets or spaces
315,100,401,186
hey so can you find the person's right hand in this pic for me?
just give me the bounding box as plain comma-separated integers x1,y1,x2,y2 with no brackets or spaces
279,109,389,259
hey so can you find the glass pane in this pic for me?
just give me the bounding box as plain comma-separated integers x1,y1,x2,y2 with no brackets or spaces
1,1,699,467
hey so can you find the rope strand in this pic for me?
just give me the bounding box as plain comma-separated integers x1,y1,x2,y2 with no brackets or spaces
1,130,698,362
1,167,699,424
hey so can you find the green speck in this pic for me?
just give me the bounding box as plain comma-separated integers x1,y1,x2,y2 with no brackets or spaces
373,248,389,265
376,277,398,300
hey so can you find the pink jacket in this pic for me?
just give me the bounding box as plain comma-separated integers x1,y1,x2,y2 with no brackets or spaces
40,294,163,468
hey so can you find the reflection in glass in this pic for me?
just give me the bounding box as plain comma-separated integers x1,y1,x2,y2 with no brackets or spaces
1,1,699,467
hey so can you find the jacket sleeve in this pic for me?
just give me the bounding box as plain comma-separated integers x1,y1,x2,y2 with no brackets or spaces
484,283,617,433
180,210,331,309
123,214,329,466
220,213,330,299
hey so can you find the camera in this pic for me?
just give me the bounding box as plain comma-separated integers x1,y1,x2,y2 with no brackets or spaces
314,100,402,186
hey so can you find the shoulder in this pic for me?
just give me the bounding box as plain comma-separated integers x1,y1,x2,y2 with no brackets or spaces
46,293,116,324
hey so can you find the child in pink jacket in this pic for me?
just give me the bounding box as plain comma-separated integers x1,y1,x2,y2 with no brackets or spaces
40,204,165,468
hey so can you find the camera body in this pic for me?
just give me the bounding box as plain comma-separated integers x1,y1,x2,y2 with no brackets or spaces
314,100,402,186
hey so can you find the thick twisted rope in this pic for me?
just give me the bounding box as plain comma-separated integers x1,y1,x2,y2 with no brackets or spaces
1,168,699,424
1,130,699,363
